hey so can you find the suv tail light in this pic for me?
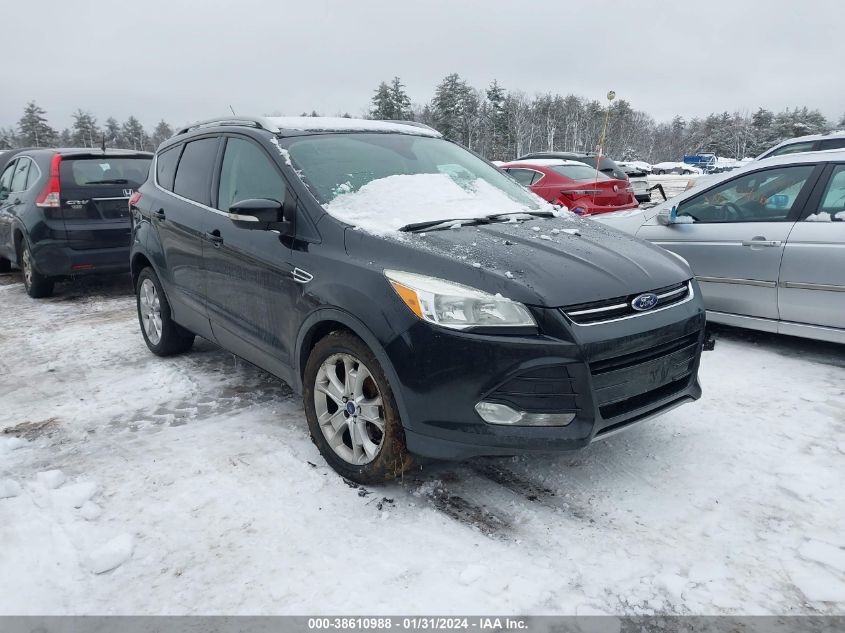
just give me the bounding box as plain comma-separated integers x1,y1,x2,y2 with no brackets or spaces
35,154,62,208
128,191,142,207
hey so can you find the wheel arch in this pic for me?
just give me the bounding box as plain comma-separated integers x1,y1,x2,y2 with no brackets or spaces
295,308,410,426
130,252,154,289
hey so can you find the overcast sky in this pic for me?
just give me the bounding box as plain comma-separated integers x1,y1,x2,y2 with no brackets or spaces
3,0,843,130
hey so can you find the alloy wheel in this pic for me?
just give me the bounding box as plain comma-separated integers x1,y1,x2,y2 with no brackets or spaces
139,278,163,345
314,353,385,465
22,248,33,288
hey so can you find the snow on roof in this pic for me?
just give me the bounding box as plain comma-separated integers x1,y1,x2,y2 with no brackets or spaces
502,159,587,167
267,116,441,138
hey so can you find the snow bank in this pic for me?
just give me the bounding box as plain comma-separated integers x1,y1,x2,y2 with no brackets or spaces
0,478,22,499
324,173,552,236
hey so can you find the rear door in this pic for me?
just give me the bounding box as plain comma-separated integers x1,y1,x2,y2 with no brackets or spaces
639,164,820,321
153,137,220,334
0,159,22,256
778,163,845,330
59,154,151,250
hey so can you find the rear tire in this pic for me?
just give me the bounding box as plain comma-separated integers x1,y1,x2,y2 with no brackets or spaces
303,330,412,484
21,243,54,298
136,267,194,356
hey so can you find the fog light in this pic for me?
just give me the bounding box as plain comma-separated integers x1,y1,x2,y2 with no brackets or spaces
474,402,575,426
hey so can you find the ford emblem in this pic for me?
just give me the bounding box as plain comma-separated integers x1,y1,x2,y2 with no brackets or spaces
631,293,659,311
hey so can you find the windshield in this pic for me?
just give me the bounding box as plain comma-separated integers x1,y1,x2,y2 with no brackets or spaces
551,164,610,181
282,133,552,234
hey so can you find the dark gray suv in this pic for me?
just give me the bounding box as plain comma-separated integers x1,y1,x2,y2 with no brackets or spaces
130,116,705,483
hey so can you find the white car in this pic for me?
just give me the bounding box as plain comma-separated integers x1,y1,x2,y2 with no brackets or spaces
616,161,652,203
594,149,845,344
756,130,845,160
651,162,702,176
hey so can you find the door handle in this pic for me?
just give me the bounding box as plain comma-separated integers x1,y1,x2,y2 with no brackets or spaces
205,230,224,247
151,208,166,220
741,239,782,248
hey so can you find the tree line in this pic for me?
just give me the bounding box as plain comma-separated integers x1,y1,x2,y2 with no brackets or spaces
0,102,173,153
4,76,844,162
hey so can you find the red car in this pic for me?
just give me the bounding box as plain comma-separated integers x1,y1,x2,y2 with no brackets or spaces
500,159,639,215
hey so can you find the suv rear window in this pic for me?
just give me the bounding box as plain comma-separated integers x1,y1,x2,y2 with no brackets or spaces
60,157,151,188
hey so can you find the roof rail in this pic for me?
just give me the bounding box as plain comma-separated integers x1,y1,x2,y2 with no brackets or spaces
381,119,438,133
174,116,281,136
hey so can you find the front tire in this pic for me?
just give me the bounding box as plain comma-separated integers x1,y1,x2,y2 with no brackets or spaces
136,267,194,356
21,243,54,298
303,330,412,484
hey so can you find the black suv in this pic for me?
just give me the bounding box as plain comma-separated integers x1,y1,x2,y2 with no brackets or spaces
0,148,152,297
518,151,628,181
130,116,705,483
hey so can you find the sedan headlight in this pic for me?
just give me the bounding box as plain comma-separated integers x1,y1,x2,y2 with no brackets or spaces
385,270,536,330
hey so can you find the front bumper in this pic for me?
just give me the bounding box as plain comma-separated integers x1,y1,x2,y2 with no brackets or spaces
30,240,130,277
390,295,705,460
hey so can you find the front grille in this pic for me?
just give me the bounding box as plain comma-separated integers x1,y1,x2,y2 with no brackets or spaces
562,281,692,325
485,364,578,413
599,377,691,420
590,331,701,420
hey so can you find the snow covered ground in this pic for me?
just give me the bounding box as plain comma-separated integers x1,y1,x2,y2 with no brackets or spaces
1,271,844,616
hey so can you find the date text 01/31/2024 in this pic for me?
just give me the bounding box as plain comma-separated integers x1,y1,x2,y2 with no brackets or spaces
307,617,529,630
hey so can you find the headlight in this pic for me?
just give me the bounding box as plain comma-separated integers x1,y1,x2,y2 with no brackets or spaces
384,270,536,330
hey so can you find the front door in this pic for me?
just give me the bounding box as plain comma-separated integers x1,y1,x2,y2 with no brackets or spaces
203,135,298,373
779,163,845,329
639,164,819,321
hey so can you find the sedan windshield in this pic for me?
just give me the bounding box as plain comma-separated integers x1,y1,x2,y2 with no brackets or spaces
282,133,552,234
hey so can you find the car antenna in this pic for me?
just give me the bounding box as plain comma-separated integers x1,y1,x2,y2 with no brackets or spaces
229,105,236,116
101,134,106,153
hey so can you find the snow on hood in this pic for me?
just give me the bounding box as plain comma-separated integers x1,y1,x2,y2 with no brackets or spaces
324,173,556,236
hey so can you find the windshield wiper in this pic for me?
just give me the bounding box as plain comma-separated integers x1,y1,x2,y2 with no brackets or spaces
485,210,556,221
84,179,129,185
398,217,493,233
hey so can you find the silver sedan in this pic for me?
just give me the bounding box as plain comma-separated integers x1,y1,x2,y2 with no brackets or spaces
595,150,845,344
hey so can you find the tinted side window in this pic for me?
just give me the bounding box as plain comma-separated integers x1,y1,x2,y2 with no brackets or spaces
818,138,845,151
507,168,536,186
217,138,285,211
25,159,40,188
10,158,30,192
814,165,845,221
0,161,15,196
678,165,814,223
156,145,181,191
173,138,218,205
768,141,815,157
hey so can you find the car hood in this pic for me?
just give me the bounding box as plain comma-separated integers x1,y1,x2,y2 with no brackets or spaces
344,214,692,307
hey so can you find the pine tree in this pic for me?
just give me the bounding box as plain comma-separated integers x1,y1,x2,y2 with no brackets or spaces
838,113,845,128
485,80,508,159
17,101,57,147
389,77,411,120
71,109,100,148
104,117,123,148
151,120,173,148
370,82,394,119
59,129,73,146
121,116,148,151
0,127,17,150
432,73,472,142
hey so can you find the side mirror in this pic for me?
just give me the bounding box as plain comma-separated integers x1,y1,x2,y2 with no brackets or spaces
0,187,8,202
228,198,291,233
656,206,676,225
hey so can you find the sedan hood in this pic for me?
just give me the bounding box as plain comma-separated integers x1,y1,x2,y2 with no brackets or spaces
344,215,692,307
